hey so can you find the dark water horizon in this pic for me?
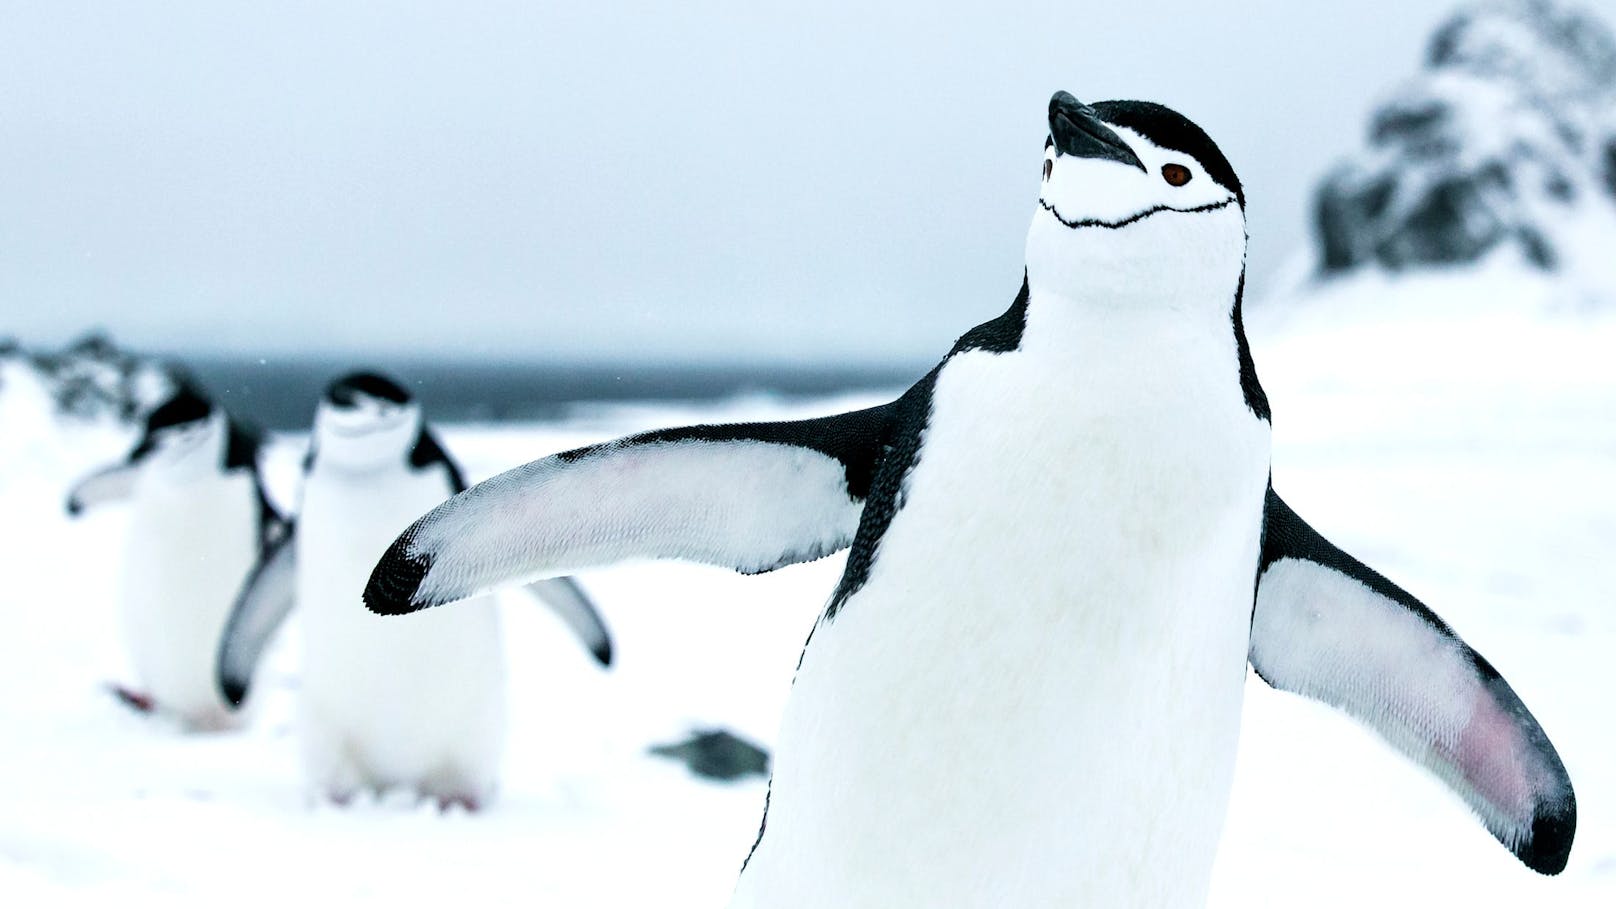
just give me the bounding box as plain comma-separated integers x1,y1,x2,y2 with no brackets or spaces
171,354,919,430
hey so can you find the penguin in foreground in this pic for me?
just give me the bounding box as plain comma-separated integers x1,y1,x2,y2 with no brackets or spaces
362,95,1575,903
66,384,281,730
217,372,612,809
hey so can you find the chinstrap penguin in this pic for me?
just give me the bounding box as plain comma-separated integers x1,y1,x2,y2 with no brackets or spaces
362,94,1575,902
66,384,281,730
216,371,613,810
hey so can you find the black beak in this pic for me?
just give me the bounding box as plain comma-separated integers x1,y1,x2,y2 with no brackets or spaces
1048,91,1145,172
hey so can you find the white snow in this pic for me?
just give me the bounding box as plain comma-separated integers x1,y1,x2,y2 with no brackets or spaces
2,275,1614,905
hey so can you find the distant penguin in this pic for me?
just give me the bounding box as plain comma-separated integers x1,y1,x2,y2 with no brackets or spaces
363,93,1575,904
217,372,613,809
66,384,281,730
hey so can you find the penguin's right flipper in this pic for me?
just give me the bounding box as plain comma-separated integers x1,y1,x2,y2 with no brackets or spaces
364,404,898,615
521,576,614,666
64,463,139,516
217,527,298,708
1251,489,1576,875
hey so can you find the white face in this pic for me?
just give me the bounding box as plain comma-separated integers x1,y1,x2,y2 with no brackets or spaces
146,413,225,480
313,394,422,473
1026,125,1246,307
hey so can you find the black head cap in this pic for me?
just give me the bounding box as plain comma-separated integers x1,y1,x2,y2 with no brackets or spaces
325,371,412,408
144,386,214,433
1090,100,1245,208
128,384,214,461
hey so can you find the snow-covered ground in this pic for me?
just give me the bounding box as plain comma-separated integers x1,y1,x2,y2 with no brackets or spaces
2,267,1614,906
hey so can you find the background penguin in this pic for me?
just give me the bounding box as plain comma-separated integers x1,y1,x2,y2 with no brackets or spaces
217,371,612,810
362,94,1574,903
66,383,281,730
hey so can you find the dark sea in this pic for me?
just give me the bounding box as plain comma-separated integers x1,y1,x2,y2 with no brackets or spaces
175,356,917,430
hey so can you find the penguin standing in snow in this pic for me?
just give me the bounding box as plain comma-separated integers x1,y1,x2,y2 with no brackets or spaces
217,372,612,809
361,94,1575,903
67,384,281,730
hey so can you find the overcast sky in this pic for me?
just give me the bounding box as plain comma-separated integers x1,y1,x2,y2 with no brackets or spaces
6,1,1612,365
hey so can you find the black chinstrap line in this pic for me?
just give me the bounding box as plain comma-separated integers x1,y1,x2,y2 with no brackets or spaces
1038,195,1237,230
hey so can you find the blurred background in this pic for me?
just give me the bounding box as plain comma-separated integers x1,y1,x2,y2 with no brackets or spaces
3,1,1615,906
4,0,1612,420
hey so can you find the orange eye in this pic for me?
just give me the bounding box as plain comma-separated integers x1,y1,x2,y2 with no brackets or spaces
1162,163,1192,187
1042,159,1053,181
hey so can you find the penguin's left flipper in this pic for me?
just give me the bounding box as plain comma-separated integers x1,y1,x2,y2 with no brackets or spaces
64,462,139,516
216,526,298,708
364,404,896,616
521,576,614,667
1251,488,1576,875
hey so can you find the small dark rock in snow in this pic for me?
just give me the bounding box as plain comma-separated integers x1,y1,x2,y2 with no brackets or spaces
1315,0,1616,276
649,728,770,782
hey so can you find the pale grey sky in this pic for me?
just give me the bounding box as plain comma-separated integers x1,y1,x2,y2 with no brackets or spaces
5,1,1610,364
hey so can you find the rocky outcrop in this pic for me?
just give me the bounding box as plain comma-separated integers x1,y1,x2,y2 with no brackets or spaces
649,728,770,782
1315,0,1616,275
0,333,178,424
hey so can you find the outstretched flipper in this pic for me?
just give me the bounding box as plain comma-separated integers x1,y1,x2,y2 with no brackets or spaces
522,576,614,666
65,463,139,516
1251,488,1576,874
364,405,898,615
217,527,298,707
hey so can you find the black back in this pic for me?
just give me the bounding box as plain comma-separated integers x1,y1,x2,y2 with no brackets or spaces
822,277,1030,620
1231,273,1270,421
411,428,468,494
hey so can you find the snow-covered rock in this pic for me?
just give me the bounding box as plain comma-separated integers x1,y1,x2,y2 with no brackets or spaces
1314,0,1616,288
22,333,179,423
0,334,178,504
649,728,771,782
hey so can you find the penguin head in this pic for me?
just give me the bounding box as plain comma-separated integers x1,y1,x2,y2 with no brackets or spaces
1027,93,1245,303
312,372,421,471
130,386,225,477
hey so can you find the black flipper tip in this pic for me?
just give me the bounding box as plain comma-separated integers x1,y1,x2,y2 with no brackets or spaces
364,534,434,616
593,638,614,668
1519,796,1577,875
65,498,83,518
220,677,249,710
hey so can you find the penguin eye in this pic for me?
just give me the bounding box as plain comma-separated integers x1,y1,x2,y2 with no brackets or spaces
1042,159,1053,181
1161,163,1192,187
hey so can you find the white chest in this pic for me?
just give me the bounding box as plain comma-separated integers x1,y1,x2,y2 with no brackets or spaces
124,469,259,602
736,298,1272,908
294,465,502,703
293,463,506,796
296,467,450,608
120,469,259,716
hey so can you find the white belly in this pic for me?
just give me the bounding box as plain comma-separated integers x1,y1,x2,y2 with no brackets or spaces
736,305,1271,907
296,466,505,801
122,471,259,729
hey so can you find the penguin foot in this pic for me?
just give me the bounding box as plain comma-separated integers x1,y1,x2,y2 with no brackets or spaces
108,684,156,714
